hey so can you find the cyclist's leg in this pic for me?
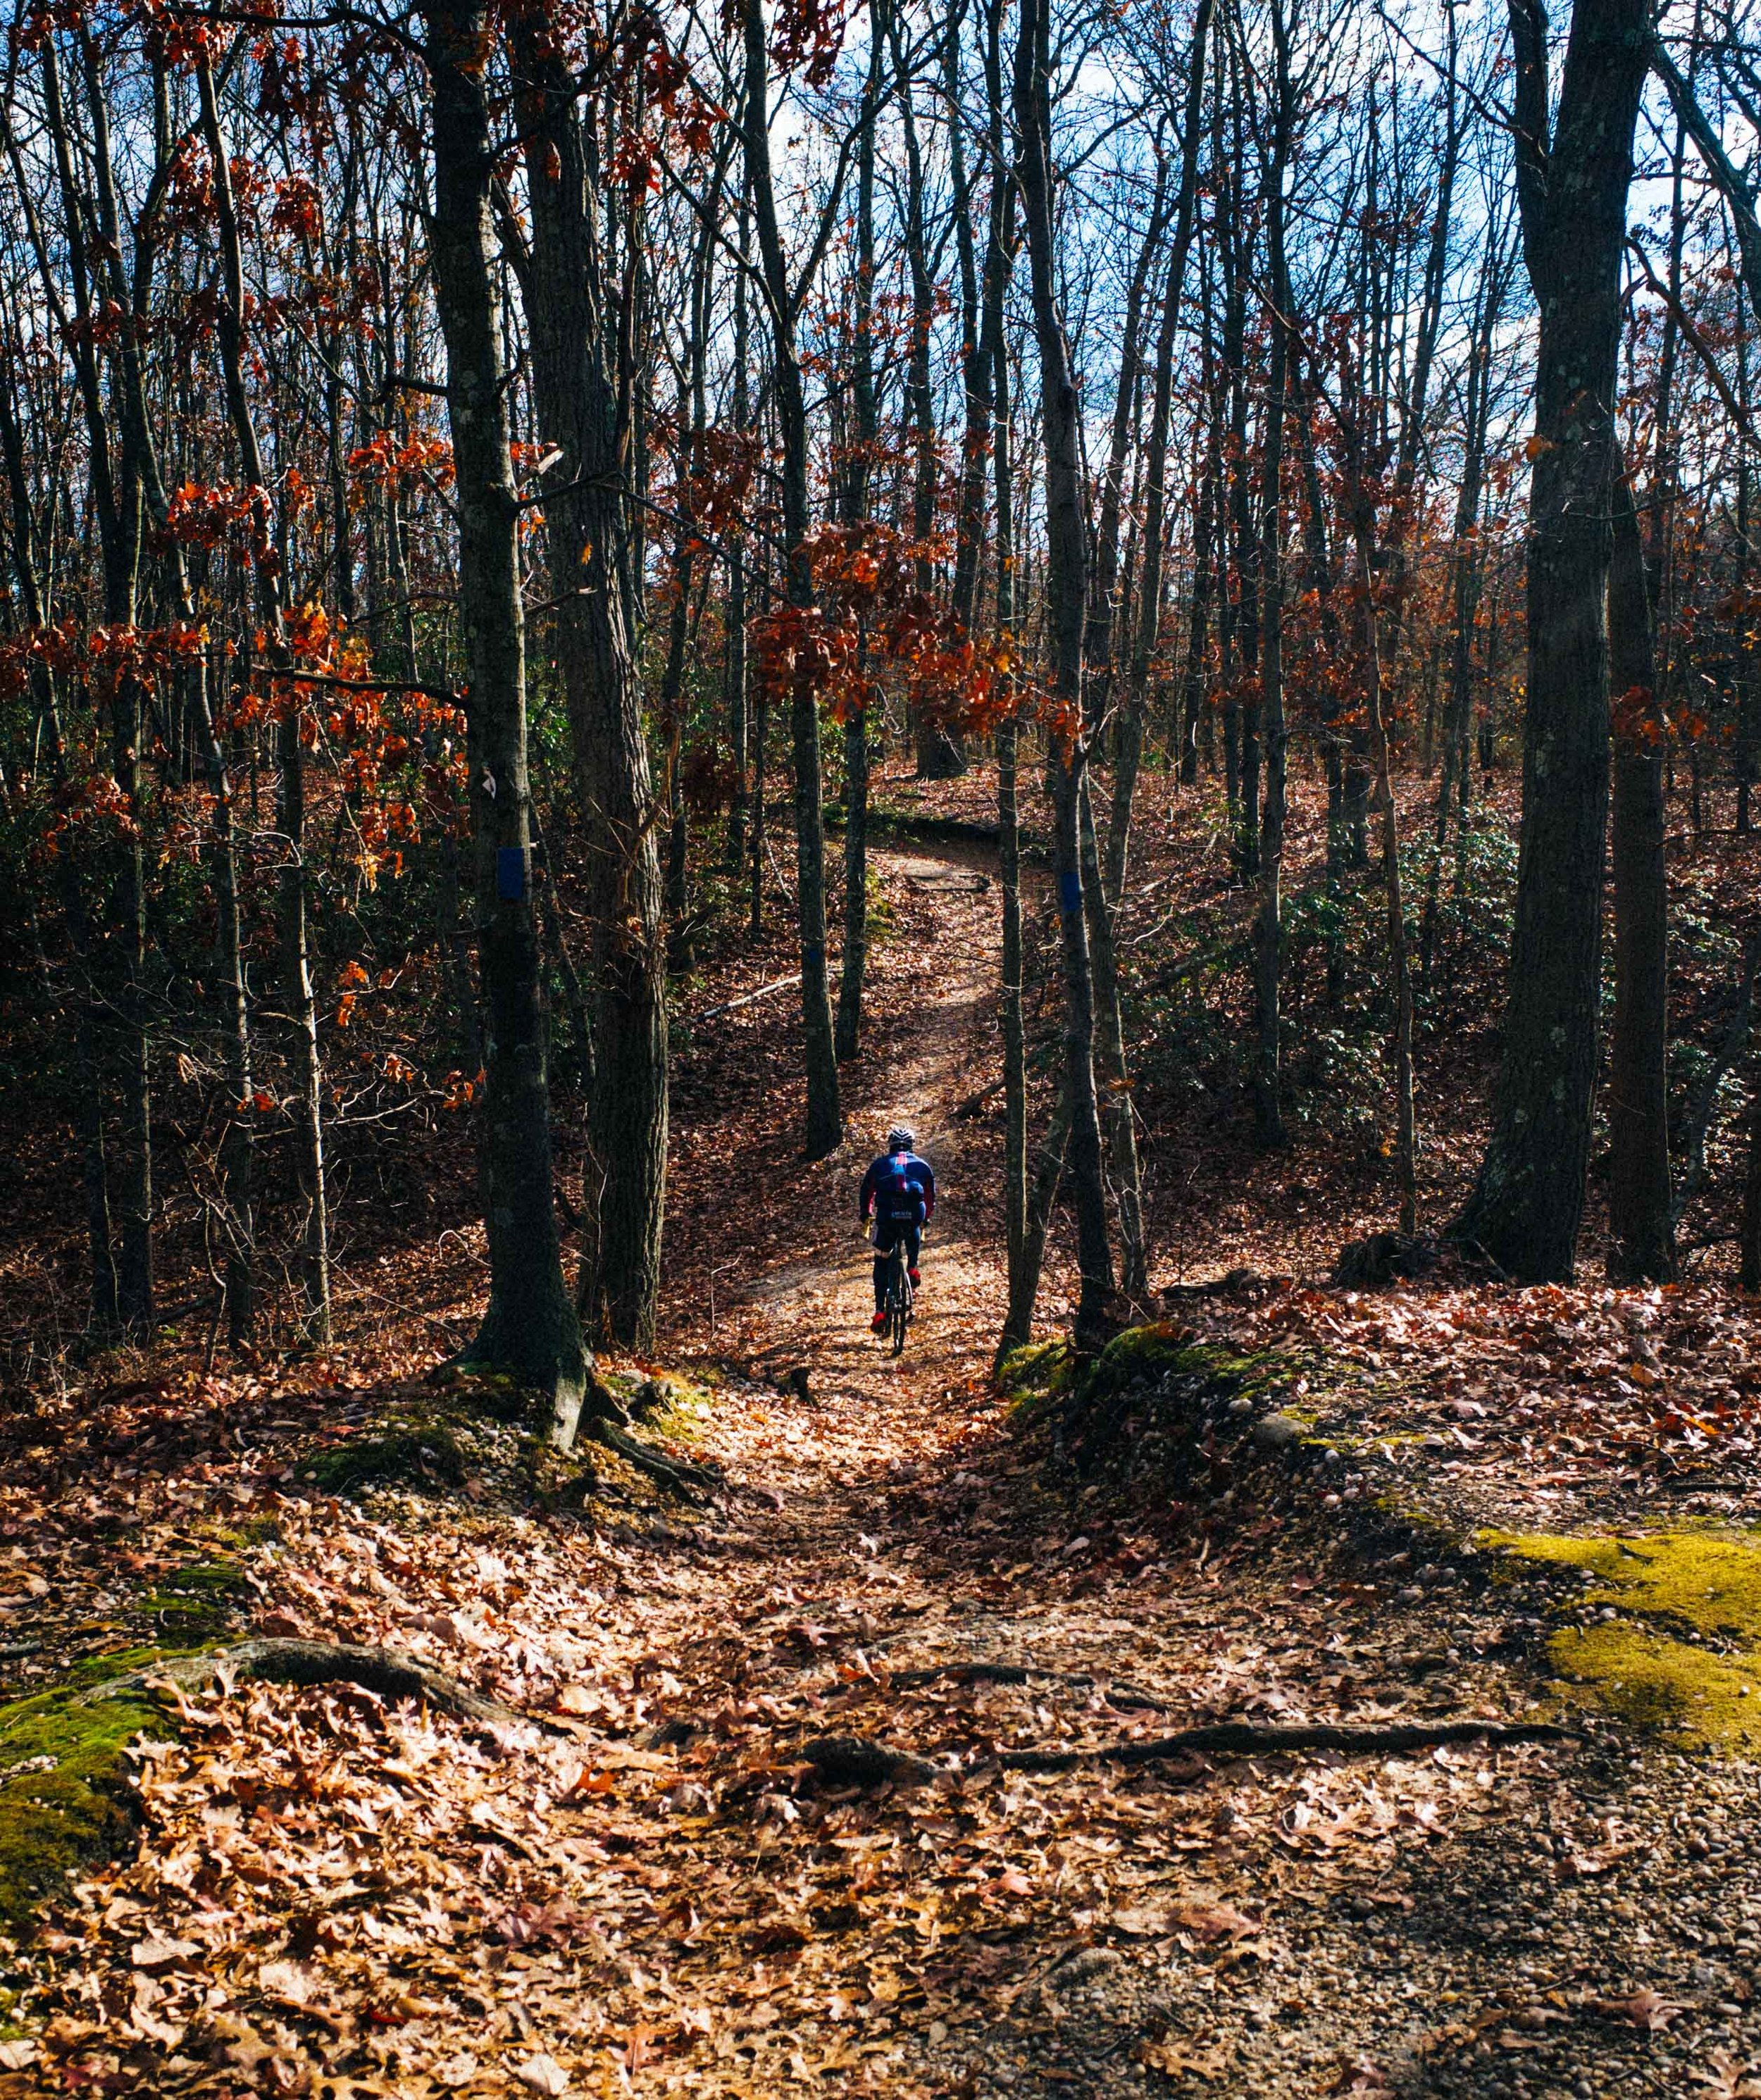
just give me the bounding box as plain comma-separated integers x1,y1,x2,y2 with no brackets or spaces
871,1221,892,1329
905,1223,921,1288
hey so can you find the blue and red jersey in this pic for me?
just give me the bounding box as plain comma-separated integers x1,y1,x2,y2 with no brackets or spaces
859,1148,936,1228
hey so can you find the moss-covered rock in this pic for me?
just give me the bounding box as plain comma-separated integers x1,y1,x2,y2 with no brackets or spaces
0,1670,163,1933
1482,1527,1761,1752
1007,1321,1296,1494
995,1338,1072,1421
297,1425,466,1499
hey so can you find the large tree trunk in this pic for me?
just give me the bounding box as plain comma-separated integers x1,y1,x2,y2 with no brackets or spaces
510,11,669,1346
1016,0,1113,1349
1452,0,1650,1281
745,0,842,1157
423,0,585,1424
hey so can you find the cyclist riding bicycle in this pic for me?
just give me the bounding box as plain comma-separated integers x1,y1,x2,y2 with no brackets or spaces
859,1126,936,1335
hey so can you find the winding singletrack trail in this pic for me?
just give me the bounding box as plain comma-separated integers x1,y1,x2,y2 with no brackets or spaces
628,845,1743,2100
24,844,1756,2100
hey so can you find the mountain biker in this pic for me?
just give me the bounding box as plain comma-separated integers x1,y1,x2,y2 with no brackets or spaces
859,1126,936,1335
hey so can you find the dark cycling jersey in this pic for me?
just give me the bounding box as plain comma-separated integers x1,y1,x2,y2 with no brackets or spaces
859,1148,936,1228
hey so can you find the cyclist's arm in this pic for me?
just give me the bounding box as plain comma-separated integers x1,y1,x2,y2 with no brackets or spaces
858,1160,877,1220
919,1158,937,1220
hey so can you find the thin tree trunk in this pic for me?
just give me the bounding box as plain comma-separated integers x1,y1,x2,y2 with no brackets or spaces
1112,0,1214,898
1016,0,1113,1348
745,0,842,1156
1252,4,1293,1150
727,190,753,876
198,55,328,1338
980,0,1035,1357
835,15,885,1065
0,332,120,1337
1343,354,1417,1235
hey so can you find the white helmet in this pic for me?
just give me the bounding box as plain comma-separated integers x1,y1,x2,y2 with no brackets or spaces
887,1126,916,1152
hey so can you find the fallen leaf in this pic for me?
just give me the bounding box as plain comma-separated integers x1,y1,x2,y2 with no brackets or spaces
1691,2051,1761,2099
517,2054,570,2096
130,1937,200,1971
1138,2036,1235,2079
1172,1901,1262,1943
1589,1987,1685,2032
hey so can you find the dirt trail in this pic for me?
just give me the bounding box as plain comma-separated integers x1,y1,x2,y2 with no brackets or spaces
730,843,1009,1403
20,845,1761,2100
637,846,1760,2100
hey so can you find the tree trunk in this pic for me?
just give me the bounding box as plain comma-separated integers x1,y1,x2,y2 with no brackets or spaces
1605,461,1675,1283
1114,0,1212,885
423,0,586,1423
745,0,842,1157
1452,0,1650,1281
888,0,964,780
835,15,885,1065
1016,0,1113,1348
1252,7,1293,1150
510,9,669,1346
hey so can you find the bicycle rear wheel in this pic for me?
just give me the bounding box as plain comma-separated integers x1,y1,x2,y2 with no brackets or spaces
890,1266,911,1355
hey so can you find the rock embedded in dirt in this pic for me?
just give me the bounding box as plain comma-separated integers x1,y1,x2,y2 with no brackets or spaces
1253,1412,1305,1453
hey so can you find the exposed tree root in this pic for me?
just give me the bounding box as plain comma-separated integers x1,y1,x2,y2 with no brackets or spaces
998,1716,1570,1772
800,1734,939,1787
585,1418,722,1503
797,1716,1568,1789
80,1639,545,1734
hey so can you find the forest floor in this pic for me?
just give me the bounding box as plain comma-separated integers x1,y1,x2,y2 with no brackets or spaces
4,831,1761,2097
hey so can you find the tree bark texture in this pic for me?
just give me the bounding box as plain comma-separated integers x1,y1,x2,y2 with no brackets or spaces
1015,0,1113,1348
1452,0,1650,1281
425,0,586,1424
511,11,669,1346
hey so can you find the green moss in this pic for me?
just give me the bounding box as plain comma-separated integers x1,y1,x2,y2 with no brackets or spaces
1483,1527,1761,1751
0,1677,162,1932
995,1339,1072,1419
139,1561,250,1644
297,1425,466,1498
1070,1327,1284,1419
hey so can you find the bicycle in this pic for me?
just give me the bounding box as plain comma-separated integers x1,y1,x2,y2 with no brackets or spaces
879,1232,914,1356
